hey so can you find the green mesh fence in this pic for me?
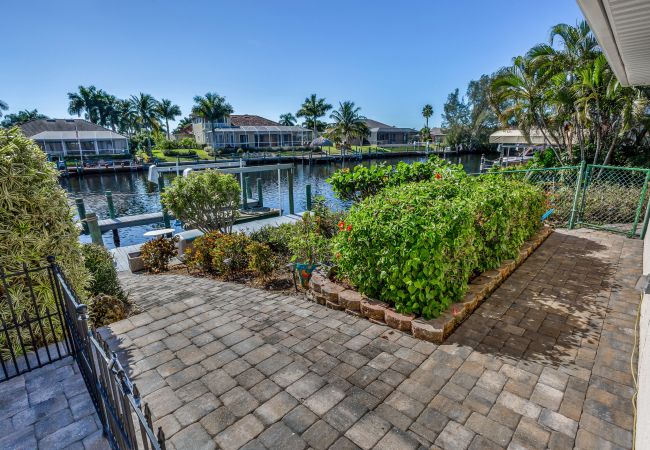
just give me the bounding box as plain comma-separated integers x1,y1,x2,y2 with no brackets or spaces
490,164,650,238
578,165,650,237
491,166,580,227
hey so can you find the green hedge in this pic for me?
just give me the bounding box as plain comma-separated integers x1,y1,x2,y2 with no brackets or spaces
334,175,545,318
162,148,198,157
327,156,465,202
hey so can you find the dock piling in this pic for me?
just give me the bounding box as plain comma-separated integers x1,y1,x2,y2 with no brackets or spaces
257,179,263,207
75,198,88,234
85,212,103,246
306,184,312,211
105,191,116,219
288,171,295,215
158,175,171,228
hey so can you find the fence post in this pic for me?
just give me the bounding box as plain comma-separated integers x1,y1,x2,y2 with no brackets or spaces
158,175,171,228
75,198,88,234
568,160,586,229
257,178,263,208
306,184,312,211
288,170,295,215
245,176,252,199
85,212,103,246
641,181,650,240
631,170,650,237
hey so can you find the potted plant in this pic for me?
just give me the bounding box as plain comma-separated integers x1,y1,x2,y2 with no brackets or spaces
289,213,331,288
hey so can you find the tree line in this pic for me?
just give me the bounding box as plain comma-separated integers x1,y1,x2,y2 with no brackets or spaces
438,20,650,165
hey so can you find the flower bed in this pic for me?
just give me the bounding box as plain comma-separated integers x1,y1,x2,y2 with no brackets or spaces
308,225,553,343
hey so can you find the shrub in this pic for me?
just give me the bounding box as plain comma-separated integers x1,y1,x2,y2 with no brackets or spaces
141,236,178,273
328,155,465,201
162,170,240,233
82,244,126,300
289,213,332,265
246,242,275,279
0,128,89,357
209,233,251,278
335,176,545,318
185,231,222,273
88,294,134,328
249,223,298,257
162,148,198,157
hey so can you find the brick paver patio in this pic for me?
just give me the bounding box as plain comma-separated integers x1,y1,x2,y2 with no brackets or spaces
103,228,641,449
0,357,109,450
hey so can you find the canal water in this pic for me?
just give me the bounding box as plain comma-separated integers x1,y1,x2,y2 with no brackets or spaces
61,153,487,248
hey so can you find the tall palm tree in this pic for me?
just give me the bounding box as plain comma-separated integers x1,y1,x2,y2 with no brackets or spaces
296,94,332,137
491,55,564,163
174,116,193,134
0,100,8,118
279,113,297,126
422,104,433,128
329,101,370,148
130,93,160,132
68,85,101,123
191,93,234,147
156,99,182,139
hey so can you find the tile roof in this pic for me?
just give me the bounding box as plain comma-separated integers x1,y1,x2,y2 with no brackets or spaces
230,115,279,126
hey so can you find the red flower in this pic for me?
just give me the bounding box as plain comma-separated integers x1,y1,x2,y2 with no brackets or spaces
435,172,442,180
452,306,459,316
347,224,352,232
338,220,345,230
335,252,341,259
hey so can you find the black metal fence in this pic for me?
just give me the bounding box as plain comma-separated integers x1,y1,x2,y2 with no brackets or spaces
0,258,166,450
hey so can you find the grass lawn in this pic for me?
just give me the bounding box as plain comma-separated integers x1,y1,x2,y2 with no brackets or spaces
151,148,214,162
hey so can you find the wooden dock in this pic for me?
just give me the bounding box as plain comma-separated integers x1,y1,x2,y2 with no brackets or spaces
110,212,305,272
97,202,271,232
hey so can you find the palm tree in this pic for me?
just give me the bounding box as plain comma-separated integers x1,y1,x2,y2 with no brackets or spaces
174,116,192,134
296,94,333,137
279,113,297,126
329,101,370,148
422,104,433,128
156,99,182,139
491,55,564,163
68,85,101,123
191,93,234,148
1,109,48,128
0,100,8,118
130,93,160,132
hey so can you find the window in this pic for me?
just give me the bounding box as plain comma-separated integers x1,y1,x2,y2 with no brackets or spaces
45,142,63,153
80,141,95,151
65,141,80,151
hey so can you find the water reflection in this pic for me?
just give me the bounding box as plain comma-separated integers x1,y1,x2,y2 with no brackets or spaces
61,153,488,248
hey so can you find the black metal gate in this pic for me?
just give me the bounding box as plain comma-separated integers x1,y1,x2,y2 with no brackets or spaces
1,258,166,450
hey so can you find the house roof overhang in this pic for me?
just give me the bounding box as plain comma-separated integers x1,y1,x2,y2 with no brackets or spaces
577,0,650,86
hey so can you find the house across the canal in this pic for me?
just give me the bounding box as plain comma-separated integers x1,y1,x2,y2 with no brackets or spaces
192,114,313,149
20,119,129,158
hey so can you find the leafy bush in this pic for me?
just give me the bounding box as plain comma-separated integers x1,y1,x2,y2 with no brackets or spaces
161,170,240,233
141,236,178,273
328,155,465,201
335,176,545,318
82,244,126,300
209,233,251,278
311,196,346,238
156,137,200,151
246,242,275,279
289,213,332,265
185,231,221,273
162,148,198,157
249,223,298,257
0,128,89,357
88,294,134,328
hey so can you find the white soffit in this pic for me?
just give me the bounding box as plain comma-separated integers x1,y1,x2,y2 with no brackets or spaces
577,0,650,86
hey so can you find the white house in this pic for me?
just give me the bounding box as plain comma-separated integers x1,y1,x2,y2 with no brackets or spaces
20,119,129,157
192,114,313,149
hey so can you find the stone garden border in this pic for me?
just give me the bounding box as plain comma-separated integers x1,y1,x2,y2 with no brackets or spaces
308,226,554,343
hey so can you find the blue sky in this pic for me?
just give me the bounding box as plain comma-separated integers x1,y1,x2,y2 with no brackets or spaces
1,0,584,129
